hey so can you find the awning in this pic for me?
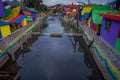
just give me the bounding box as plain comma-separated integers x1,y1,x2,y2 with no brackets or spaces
0,21,11,26
10,14,27,24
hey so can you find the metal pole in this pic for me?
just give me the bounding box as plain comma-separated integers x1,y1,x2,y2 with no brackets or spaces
76,5,80,33
77,17,79,33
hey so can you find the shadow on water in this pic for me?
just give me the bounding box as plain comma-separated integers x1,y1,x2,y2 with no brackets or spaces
0,16,104,80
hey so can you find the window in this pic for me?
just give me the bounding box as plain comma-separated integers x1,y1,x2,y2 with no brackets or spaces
105,19,111,32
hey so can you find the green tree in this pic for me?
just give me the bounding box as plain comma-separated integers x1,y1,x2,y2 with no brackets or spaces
39,4,48,11
24,0,43,10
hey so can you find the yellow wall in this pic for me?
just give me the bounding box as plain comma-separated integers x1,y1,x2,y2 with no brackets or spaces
0,25,11,38
21,18,27,27
24,18,27,26
88,17,91,27
81,7,92,16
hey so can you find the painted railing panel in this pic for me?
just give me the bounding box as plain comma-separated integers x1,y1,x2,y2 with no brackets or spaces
62,17,120,80
0,18,41,58
80,22,120,69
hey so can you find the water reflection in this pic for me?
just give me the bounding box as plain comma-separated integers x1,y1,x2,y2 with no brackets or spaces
0,59,21,80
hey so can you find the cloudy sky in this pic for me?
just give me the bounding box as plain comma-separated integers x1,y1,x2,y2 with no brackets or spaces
1,0,115,6
43,0,115,6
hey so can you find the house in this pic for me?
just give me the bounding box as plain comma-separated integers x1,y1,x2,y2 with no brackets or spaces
90,5,110,35
63,9,77,19
2,7,20,21
9,14,27,32
0,21,11,38
21,7,37,21
100,13,120,52
80,5,92,27
62,3,77,19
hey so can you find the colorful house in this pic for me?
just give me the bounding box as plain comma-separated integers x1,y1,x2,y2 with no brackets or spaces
80,5,92,26
100,13,120,52
9,14,27,32
62,3,77,19
90,5,110,35
63,9,77,18
2,7,20,21
21,7,37,21
0,21,11,38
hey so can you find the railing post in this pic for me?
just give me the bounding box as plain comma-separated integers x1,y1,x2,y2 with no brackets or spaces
77,19,79,33
7,52,15,61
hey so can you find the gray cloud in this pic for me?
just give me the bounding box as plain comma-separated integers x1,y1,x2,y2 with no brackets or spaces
43,0,115,6
43,0,88,6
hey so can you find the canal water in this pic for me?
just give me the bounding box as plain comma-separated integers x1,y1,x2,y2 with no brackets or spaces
0,16,104,80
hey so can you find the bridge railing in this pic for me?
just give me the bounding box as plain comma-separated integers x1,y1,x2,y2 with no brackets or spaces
80,22,120,71
60,16,120,79
54,17,120,72
0,18,41,57
69,19,120,72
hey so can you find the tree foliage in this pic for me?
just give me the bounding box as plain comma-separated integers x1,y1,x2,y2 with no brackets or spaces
39,4,48,11
24,0,47,11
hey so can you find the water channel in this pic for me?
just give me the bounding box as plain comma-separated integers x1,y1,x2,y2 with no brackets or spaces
0,16,104,80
